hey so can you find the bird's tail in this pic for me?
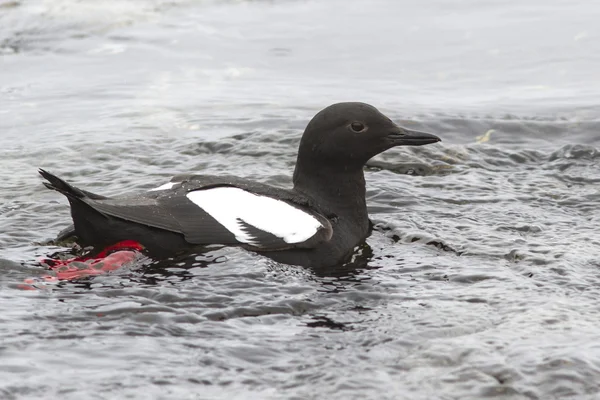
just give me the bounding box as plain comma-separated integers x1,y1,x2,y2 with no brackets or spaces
39,169,88,199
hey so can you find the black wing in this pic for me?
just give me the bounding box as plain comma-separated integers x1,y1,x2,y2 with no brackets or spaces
73,179,333,251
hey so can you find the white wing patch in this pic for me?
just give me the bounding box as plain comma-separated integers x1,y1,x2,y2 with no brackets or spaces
149,182,176,191
186,187,322,245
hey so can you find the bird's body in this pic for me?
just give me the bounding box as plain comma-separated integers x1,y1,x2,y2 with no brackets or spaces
41,102,440,269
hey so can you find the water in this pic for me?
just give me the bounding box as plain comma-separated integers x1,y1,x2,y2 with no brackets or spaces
1,0,600,398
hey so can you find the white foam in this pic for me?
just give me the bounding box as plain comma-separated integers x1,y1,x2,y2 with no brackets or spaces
149,182,176,191
186,187,321,245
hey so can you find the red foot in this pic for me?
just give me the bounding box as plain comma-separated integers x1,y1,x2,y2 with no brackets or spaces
18,240,145,290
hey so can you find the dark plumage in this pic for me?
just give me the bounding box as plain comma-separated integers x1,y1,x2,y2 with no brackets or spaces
41,102,441,268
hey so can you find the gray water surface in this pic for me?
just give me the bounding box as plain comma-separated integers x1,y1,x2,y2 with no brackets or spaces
1,0,600,399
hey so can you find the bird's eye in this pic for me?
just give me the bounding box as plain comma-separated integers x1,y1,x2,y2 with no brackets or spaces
350,122,366,132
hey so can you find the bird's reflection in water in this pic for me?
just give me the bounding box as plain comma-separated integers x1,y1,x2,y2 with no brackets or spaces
135,241,379,290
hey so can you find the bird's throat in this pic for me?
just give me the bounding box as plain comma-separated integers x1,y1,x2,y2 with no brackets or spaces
293,162,368,217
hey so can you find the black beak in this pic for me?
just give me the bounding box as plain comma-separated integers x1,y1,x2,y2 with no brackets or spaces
388,127,441,146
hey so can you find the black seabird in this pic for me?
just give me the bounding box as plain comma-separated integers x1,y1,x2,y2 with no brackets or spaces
40,102,441,269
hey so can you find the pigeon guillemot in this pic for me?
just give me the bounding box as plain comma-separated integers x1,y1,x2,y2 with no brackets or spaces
40,102,441,269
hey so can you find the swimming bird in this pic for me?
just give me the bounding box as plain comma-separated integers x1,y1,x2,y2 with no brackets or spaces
40,102,441,269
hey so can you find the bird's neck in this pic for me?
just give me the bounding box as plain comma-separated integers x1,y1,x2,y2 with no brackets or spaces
293,162,368,218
